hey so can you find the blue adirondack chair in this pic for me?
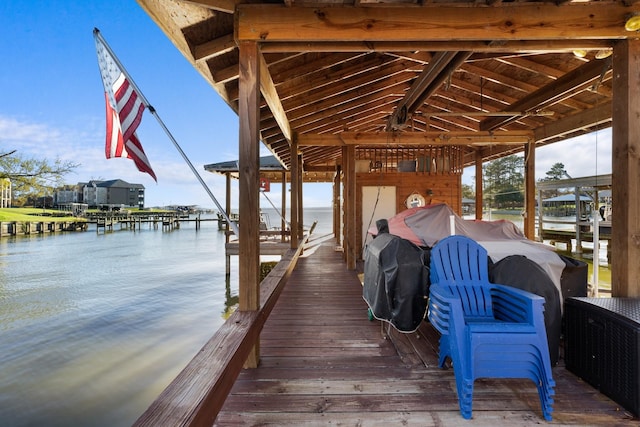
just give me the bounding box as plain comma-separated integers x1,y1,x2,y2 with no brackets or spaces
427,235,555,421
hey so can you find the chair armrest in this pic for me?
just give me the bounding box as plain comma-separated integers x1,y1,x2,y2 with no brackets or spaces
428,284,467,336
427,283,451,335
489,283,545,326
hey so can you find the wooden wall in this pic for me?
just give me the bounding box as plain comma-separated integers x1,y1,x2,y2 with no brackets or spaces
355,171,462,257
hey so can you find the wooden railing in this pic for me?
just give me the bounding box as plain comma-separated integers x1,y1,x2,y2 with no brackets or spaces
132,238,308,427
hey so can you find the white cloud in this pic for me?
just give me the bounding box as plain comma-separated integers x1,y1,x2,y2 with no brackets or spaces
1,116,66,149
6,114,610,208
536,130,612,179
463,129,612,185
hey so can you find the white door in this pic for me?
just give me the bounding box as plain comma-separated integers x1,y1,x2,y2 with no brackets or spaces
362,186,396,247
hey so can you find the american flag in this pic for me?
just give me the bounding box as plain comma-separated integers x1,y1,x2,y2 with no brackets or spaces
94,30,157,181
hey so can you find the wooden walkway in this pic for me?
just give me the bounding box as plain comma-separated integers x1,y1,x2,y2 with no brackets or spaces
215,238,636,426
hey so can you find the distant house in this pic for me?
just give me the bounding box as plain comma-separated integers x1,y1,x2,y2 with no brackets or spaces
542,193,593,217
81,179,146,209
461,197,475,214
1,178,11,208
54,184,82,206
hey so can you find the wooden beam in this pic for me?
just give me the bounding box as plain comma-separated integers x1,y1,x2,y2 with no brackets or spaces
480,59,611,131
184,0,238,14
136,0,223,94
388,51,471,130
225,172,231,275
290,135,299,247
258,49,292,143
193,33,236,61
399,51,459,113
297,152,304,238
524,141,535,239
259,40,614,54
534,101,612,142
214,62,239,84
611,39,640,297
344,145,357,270
280,173,286,241
474,151,483,221
297,131,533,146
334,165,341,244
238,40,261,367
303,165,337,172
298,134,343,146
236,4,638,42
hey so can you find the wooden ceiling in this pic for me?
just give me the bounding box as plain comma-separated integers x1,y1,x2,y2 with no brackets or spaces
137,0,639,176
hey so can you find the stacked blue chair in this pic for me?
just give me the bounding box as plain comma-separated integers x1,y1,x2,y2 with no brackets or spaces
427,235,555,421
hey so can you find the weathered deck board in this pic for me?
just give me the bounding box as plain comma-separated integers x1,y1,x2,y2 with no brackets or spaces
214,240,636,426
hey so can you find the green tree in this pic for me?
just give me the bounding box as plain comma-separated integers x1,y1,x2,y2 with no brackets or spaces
483,155,524,209
0,150,79,207
462,183,475,199
540,162,569,182
538,162,569,198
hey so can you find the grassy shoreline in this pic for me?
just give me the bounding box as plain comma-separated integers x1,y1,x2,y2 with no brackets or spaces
0,207,175,222
0,208,82,222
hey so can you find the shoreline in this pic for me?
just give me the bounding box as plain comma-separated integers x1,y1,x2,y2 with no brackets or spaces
0,220,88,237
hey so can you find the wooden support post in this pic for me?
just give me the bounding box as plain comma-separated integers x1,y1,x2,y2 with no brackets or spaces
345,145,357,270
474,151,483,220
225,172,232,277
238,40,261,367
297,152,304,239
523,141,536,239
574,188,583,254
342,147,349,262
281,171,287,242
290,136,300,248
612,39,640,297
334,165,342,244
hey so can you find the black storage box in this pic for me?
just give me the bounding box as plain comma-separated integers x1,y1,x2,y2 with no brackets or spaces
564,297,640,416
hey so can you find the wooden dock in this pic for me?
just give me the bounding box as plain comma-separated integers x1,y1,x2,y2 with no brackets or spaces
225,230,293,257
214,239,634,426
0,220,87,237
541,228,612,261
90,212,218,233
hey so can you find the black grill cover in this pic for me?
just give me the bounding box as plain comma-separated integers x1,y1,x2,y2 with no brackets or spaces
558,254,588,299
363,232,429,333
489,254,562,366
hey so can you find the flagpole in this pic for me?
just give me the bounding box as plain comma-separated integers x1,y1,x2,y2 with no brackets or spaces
94,28,240,237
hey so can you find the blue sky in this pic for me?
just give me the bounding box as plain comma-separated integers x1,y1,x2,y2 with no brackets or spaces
1,1,612,209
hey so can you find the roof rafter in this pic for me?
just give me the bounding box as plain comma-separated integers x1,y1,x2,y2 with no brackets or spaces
258,49,292,143
183,0,238,14
193,33,236,61
480,58,612,131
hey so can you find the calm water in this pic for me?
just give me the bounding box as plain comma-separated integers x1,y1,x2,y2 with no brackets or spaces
0,208,333,427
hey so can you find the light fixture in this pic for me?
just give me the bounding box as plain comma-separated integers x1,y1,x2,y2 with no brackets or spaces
626,14,640,32
595,49,612,59
573,49,588,58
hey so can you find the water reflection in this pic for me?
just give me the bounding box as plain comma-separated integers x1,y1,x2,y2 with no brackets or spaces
223,274,239,319
0,219,237,427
